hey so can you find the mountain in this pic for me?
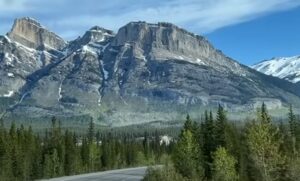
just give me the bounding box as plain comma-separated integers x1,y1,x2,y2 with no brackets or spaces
1,18,300,126
252,56,300,83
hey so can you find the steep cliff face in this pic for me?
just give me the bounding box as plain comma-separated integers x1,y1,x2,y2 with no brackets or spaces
7,17,67,50
103,22,300,108
8,24,115,120
1,18,300,125
111,22,245,73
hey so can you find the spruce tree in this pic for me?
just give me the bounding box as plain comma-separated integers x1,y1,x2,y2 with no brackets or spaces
215,105,227,148
182,114,193,134
212,147,239,181
80,137,89,171
247,104,286,181
288,105,298,154
172,130,203,179
64,130,78,175
143,131,150,160
202,110,216,179
88,119,95,144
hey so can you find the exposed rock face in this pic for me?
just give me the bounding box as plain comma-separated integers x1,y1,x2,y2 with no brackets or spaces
1,18,300,125
7,17,66,50
112,22,236,70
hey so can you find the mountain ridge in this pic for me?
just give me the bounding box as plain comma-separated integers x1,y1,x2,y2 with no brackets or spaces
252,55,300,83
1,17,300,125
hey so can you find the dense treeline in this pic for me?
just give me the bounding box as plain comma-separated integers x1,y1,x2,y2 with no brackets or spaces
144,104,300,181
0,118,172,181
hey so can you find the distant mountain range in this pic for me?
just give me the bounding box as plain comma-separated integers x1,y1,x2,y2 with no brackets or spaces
1,17,300,125
252,56,300,83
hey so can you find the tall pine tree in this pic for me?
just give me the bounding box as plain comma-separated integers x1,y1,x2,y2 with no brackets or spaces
215,105,227,148
247,104,286,181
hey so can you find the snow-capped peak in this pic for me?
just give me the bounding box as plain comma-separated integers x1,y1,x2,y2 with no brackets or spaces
251,55,300,83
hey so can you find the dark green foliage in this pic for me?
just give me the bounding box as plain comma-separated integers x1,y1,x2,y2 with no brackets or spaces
212,147,239,181
145,104,300,181
0,118,171,180
1,103,300,181
173,115,204,180
64,130,78,175
143,165,185,181
202,110,216,178
247,104,287,181
288,105,300,154
88,119,95,144
173,130,201,178
215,104,227,148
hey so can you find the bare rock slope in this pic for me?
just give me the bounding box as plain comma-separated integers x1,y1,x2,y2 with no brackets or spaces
0,18,300,125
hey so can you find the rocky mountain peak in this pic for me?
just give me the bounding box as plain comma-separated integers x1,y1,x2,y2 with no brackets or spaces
67,26,114,52
80,26,114,44
1,18,300,125
89,26,114,34
7,17,67,50
112,21,207,46
18,17,43,28
112,21,239,71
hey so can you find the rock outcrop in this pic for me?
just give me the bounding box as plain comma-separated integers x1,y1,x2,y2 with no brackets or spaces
7,17,67,50
0,18,300,125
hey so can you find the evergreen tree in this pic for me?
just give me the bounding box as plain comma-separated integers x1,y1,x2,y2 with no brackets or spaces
215,105,227,147
43,149,62,178
0,118,169,180
288,105,298,154
260,102,271,124
183,114,193,131
202,110,216,179
172,130,203,179
247,104,286,181
64,130,78,175
31,135,43,179
212,147,238,181
0,127,13,180
88,119,95,144
239,122,259,181
224,123,240,162
143,131,150,160
80,137,89,171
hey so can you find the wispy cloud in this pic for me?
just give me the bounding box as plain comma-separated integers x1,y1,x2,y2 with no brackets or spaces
0,0,27,12
0,0,299,39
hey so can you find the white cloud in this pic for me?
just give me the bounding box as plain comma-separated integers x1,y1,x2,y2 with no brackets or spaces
0,0,27,12
0,0,299,39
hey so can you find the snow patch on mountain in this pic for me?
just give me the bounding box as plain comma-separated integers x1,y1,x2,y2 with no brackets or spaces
7,73,14,77
3,91,14,97
252,56,300,83
4,36,12,43
13,41,36,53
82,45,97,54
100,60,109,80
58,80,63,101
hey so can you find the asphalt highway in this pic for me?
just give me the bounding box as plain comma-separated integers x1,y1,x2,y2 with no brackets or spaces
41,166,148,181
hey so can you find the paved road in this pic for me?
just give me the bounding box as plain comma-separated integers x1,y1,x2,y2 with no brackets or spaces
42,166,148,181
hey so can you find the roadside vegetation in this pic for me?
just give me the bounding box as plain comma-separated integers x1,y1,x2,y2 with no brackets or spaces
0,103,300,181
0,118,172,180
144,104,300,181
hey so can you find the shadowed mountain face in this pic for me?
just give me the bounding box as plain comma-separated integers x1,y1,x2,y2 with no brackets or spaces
0,18,300,126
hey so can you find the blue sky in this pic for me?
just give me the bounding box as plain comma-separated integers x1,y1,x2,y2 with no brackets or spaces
0,0,300,65
206,6,300,65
